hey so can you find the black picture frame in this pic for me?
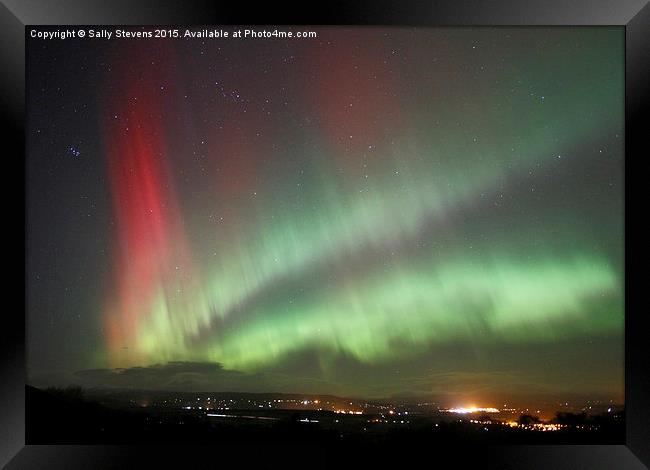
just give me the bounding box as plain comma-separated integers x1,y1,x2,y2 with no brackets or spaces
3,0,648,468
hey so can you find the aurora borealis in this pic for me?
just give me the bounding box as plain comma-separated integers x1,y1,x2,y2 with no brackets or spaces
27,27,624,402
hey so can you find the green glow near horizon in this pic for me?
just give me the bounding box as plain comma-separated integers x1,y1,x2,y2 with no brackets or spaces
203,253,621,371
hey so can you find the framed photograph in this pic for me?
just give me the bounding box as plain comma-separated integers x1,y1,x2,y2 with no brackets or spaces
3,1,648,468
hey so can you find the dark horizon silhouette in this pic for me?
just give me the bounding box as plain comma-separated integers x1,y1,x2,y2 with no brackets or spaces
26,385,624,445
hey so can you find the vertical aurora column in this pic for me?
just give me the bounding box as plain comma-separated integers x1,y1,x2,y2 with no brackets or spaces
102,56,207,368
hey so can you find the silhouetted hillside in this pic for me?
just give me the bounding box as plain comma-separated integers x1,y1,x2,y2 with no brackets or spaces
26,386,624,445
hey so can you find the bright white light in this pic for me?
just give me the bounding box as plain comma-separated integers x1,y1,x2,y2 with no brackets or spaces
446,407,500,414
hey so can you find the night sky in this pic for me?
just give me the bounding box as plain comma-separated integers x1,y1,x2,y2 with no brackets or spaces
27,27,623,404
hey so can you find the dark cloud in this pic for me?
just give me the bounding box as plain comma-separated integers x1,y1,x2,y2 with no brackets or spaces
32,360,344,395
40,361,260,392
